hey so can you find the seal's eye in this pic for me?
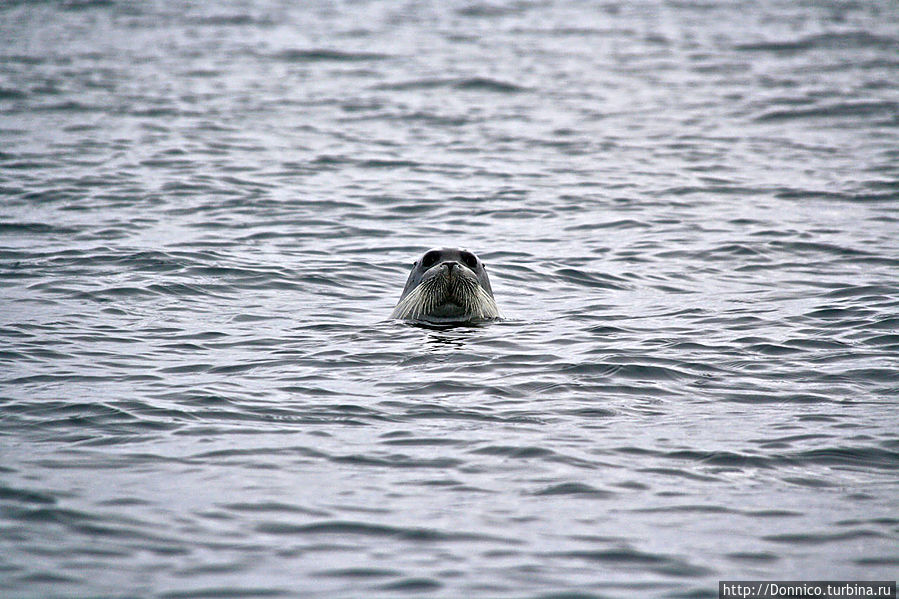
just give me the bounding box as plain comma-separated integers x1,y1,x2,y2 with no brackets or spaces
421,251,440,269
460,251,478,269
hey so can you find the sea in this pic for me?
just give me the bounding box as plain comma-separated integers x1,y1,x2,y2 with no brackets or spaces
1,1,897,597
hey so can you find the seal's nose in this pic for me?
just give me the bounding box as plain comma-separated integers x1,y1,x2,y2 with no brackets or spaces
445,261,456,273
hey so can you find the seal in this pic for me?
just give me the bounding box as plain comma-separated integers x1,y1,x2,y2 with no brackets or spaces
391,248,500,323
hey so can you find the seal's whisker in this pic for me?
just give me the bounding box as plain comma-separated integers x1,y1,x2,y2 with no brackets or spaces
391,248,500,323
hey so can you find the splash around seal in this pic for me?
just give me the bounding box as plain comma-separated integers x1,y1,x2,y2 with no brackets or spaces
391,248,501,324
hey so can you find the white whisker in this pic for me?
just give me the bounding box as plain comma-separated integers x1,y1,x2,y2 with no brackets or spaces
391,251,500,323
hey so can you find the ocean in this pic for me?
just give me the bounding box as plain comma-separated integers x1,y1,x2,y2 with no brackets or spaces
1,1,897,597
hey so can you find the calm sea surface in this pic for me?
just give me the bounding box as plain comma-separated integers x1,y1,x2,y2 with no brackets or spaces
1,1,898,597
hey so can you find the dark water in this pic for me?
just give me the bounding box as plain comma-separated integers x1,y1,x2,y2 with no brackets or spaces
2,1,898,597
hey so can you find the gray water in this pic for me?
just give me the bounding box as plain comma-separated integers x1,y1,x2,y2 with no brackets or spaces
1,1,898,598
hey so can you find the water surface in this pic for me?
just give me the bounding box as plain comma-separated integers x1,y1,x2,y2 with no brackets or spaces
1,1,898,597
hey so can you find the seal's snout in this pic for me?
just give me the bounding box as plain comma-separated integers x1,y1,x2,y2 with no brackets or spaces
392,247,500,323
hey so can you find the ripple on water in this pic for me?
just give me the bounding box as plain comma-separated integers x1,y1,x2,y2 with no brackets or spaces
1,0,898,597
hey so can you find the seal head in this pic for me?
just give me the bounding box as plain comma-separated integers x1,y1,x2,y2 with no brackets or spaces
392,248,500,323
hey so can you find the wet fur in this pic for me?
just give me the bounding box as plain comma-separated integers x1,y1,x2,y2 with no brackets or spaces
392,256,499,323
